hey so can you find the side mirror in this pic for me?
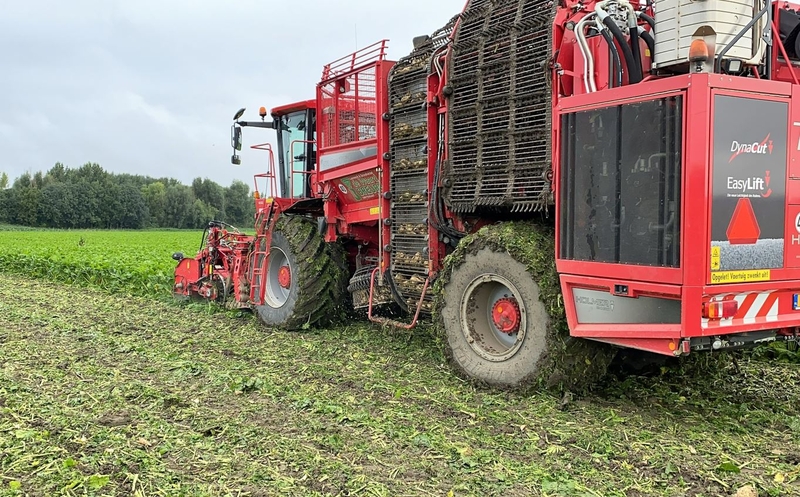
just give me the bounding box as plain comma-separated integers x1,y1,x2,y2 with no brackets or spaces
231,125,243,165
232,125,242,151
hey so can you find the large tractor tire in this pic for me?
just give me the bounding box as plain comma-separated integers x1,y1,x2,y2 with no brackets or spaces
433,222,615,392
253,215,348,331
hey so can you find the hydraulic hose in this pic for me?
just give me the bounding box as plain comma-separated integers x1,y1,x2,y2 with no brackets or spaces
575,14,599,92
602,16,640,83
600,27,623,87
742,0,768,65
639,27,655,59
637,12,655,31
199,225,209,252
628,21,643,83
619,0,643,82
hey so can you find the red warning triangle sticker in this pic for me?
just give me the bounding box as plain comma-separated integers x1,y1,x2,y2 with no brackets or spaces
726,197,761,245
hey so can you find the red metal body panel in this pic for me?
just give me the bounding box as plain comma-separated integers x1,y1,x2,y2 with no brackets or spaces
339,199,381,224
556,72,800,354
315,42,393,251
560,275,682,339
270,100,316,117
426,67,448,277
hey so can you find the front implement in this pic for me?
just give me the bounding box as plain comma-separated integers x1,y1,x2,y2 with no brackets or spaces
173,221,252,305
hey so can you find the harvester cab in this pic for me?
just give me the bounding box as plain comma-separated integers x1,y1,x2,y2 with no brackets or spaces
230,102,318,201
272,101,317,199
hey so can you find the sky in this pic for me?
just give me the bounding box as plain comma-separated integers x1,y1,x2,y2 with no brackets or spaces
0,0,463,189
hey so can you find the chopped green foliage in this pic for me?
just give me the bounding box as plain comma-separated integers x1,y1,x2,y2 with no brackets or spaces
0,229,798,495
0,274,799,495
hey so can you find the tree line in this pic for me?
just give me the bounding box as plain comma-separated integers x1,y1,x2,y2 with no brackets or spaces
0,163,255,230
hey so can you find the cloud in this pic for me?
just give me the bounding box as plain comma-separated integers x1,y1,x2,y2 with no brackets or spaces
0,0,463,189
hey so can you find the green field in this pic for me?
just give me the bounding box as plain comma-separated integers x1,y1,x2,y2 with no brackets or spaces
0,229,201,297
0,230,799,496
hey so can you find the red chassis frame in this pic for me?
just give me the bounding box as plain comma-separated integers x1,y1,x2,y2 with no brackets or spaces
554,73,800,355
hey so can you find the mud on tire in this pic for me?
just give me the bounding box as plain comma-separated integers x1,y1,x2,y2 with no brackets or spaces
253,215,348,330
433,221,615,392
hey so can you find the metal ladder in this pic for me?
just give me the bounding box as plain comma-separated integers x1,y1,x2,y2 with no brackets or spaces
249,203,279,305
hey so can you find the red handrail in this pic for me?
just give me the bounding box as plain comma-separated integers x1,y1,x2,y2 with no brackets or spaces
321,40,388,81
367,267,429,330
250,143,277,198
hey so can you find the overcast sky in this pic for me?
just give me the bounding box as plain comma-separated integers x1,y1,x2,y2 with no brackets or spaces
0,0,463,189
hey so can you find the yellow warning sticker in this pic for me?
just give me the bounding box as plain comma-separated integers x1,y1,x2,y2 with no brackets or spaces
710,270,771,284
710,246,721,271
369,206,380,215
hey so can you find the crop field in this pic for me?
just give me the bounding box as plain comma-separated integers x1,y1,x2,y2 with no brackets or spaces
1,230,800,496
0,228,201,298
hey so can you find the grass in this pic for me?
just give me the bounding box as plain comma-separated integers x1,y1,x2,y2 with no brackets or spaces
0,230,201,297
1,274,800,496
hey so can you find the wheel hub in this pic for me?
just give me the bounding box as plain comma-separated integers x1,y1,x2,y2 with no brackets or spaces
459,274,527,362
278,265,292,289
492,297,521,335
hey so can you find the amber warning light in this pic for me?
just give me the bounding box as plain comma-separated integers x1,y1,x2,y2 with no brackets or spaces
689,39,709,62
703,300,739,320
259,107,267,118
689,39,711,73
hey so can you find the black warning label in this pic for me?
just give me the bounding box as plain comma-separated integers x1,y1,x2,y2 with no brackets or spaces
710,95,787,272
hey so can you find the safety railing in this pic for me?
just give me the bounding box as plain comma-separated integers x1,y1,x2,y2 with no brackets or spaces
250,143,277,210
321,40,388,81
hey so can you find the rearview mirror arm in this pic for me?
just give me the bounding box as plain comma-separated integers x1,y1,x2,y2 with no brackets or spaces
236,120,276,129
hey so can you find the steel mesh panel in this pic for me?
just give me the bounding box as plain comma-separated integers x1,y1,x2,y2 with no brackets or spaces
391,141,428,174
391,111,427,141
319,84,337,149
390,79,427,111
392,174,428,194
386,16,458,313
445,0,555,213
391,238,428,254
318,68,379,148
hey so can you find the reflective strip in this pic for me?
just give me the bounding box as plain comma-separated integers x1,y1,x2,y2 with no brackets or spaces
702,291,779,329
